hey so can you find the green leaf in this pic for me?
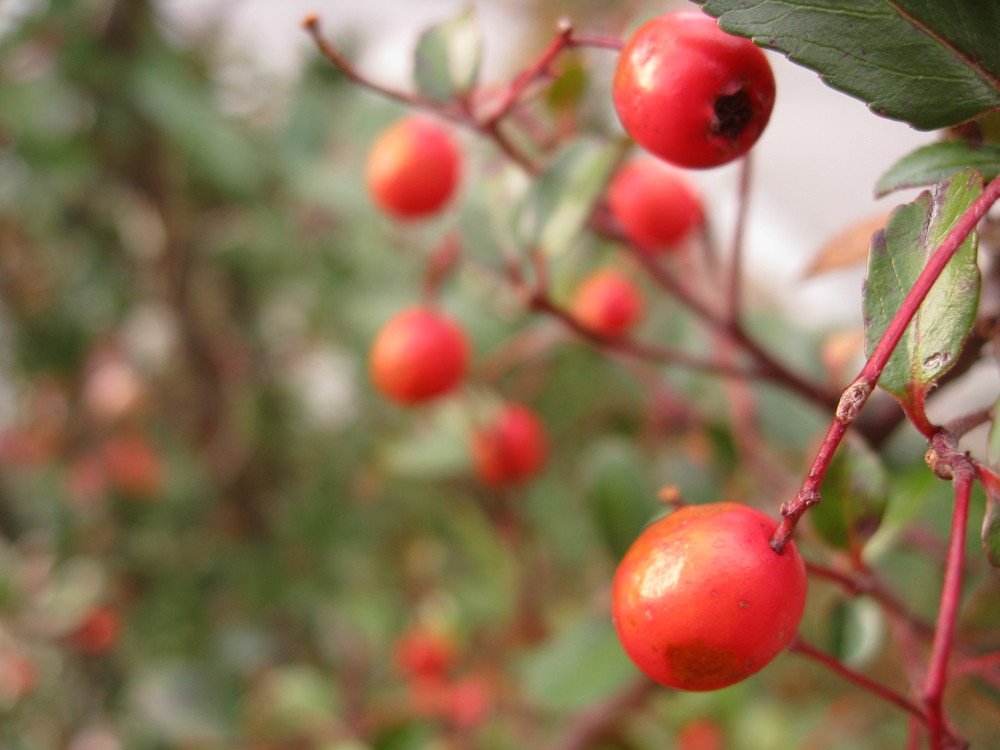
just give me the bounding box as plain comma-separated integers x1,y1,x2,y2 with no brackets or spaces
516,139,624,256
981,477,1000,568
810,435,888,554
694,0,1000,130
823,598,885,668
862,169,981,400
582,438,657,558
413,7,482,104
518,617,635,711
876,142,1000,197
988,397,1000,468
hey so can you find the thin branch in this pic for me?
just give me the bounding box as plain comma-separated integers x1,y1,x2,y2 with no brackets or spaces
771,172,1000,551
548,676,657,750
726,153,753,323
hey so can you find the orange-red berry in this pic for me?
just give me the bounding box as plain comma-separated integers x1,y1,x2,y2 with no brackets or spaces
471,403,547,487
607,160,703,253
366,116,461,219
369,307,469,405
612,502,806,691
571,269,645,338
613,11,775,169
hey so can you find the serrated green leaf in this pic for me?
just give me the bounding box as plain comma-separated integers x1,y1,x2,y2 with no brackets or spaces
862,170,981,399
413,7,481,104
516,139,624,256
810,436,888,554
876,142,1000,197
694,0,1000,130
582,438,657,558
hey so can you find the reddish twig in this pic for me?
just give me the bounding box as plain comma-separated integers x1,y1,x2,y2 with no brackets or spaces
548,676,657,750
771,172,1000,552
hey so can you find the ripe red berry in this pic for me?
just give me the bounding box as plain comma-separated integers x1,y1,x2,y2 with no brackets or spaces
571,269,645,338
613,11,775,169
607,160,703,252
101,430,163,500
369,307,469,405
612,502,806,691
471,403,547,487
366,116,461,219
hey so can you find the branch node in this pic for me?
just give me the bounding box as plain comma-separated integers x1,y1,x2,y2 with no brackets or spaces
836,381,872,424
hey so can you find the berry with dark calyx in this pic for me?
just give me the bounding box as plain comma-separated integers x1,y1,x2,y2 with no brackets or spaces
612,502,806,691
471,403,547,487
607,159,703,252
366,115,461,219
613,11,775,169
570,269,645,338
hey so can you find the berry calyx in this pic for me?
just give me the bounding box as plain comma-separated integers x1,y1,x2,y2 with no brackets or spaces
570,269,645,338
607,160,703,252
613,11,775,169
471,403,547,487
612,502,806,691
369,307,469,405
366,116,461,219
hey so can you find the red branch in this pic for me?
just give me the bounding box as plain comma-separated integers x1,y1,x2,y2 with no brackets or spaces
771,172,1000,551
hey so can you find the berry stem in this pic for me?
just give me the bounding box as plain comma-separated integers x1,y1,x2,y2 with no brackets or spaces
771,172,1000,552
789,635,927,721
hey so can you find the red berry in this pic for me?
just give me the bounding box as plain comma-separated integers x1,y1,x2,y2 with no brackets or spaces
471,403,547,487
71,606,122,655
366,116,461,219
612,502,806,691
393,626,456,682
613,11,775,169
677,718,725,750
570,269,645,338
444,675,492,730
607,160,703,252
369,307,469,405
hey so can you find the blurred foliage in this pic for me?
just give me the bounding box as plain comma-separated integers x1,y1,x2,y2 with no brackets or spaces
0,2,997,750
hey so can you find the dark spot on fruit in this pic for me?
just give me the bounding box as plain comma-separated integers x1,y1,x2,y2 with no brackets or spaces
712,88,755,141
666,641,750,690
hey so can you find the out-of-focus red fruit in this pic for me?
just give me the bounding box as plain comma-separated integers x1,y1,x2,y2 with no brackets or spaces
0,651,38,702
65,452,110,508
678,718,726,750
471,403,547,487
101,431,163,500
607,159,703,253
369,307,469,405
444,675,492,730
393,626,457,681
570,269,645,338
366,116,461,220
71,606,122,655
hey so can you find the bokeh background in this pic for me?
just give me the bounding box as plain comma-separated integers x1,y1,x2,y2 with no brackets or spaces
1,1,998,749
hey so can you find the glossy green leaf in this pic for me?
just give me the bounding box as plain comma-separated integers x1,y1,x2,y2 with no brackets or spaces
862,170,981,400
694,0,1000,130
582,438,657,558
981,479,1000,568
413,7,482,104
516,139,623,256
810,436,888,554
823,598,885,667
876,142,1000,197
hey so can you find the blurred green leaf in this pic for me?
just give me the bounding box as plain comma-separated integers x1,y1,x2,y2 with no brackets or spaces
547,65,588,112
582,437,656,558
863,169,981,401
516,139,624,256
810,436,889,554
519,616,635,711
413,7,482,103
695,0,1000,130
988,397,1000,468
980,478,1000,568
876,141,1000,197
